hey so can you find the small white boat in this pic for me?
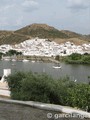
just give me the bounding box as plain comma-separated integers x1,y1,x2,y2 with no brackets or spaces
22,59,29,62
53,66,62,69
31,60,35,63
12,59,16,62
4,58,10,61
74,79,77,82
12,64,16,66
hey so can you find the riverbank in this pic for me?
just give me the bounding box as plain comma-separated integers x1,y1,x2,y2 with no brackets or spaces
64,53,90,64
1,55,60,63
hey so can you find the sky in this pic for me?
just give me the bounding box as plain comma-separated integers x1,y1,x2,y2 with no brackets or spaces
0,0,90,34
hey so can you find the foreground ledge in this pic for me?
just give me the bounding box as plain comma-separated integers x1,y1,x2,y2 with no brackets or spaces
0,98,90,118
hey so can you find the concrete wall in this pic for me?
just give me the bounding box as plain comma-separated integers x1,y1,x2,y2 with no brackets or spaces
0,98,90,120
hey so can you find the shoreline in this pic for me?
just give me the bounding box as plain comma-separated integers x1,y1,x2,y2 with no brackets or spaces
1,56,60,64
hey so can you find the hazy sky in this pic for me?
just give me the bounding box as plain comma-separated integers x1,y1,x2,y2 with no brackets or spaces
0,0,90,34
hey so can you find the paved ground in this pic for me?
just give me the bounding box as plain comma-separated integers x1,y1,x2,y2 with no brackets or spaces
0,89,10,96
0,82,8,89
0,82,10,98
0,101,89,120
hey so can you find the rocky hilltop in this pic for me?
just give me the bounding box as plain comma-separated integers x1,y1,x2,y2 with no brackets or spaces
0,23,90,45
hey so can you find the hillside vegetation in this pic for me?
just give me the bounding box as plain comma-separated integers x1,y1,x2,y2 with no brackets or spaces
61,30,82,38
0,23,90,45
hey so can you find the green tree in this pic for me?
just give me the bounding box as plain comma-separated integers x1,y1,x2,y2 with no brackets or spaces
55,55,60,61
6,72,26,99
6,72,60,103
69,53,82,60
82,56,90,63
0,52,4,59
6,50,22,56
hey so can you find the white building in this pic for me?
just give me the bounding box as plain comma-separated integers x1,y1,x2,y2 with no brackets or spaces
0,38,90,57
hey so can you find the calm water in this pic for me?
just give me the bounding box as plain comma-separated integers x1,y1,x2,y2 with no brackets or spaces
0,60,90,83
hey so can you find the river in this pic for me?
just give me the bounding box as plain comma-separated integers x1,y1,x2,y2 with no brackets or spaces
0,60,90,83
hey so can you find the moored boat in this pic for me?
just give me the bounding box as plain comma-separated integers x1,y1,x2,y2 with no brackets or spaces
12,59,16,61
22,59,29,62
31,60,35,63
52,63,61,69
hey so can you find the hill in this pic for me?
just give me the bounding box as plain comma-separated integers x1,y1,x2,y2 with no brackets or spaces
15,23,69,39
0,23,90,45
61,30,82,38
83,34,90,41
61,30,90,42
0,31,30,45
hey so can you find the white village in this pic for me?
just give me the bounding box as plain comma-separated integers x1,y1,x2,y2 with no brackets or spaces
0,38,90,57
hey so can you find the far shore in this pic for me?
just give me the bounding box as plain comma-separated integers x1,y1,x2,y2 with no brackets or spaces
1,54,90,64
1,55,60,64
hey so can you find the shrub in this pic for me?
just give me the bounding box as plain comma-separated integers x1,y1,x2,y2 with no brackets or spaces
6,72,90,111
69,53,82,60
7,72,61,103
67,84,90,111
66,53,90,64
